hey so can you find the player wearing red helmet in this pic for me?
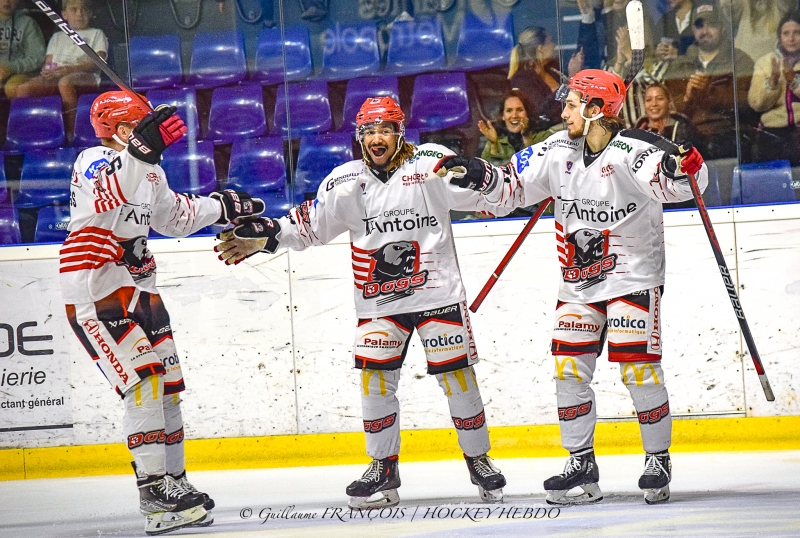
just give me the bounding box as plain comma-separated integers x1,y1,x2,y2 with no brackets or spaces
61,91,264,535
216,96,513,507
436,68,709,506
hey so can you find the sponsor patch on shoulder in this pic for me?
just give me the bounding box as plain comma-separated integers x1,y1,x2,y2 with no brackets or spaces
85,158,109,180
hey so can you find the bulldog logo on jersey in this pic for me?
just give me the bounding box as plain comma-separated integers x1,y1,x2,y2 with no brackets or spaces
562,228,617,290
361,241,429,305
117,236,156,279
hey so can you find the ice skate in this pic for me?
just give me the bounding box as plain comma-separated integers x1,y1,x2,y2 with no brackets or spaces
139,475,208,535
544,448,603,505
171,471,215,526
639,452,671,504
465,453,506,503
346,456,401,509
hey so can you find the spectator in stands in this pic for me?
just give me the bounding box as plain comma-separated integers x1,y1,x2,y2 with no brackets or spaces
7,0,107,141
731,0,794,65
656,0,696,57
508,26,574,131
0,0,46,97
635,82,696,143
664,1,754,160
748,10,800,165
478,90,549,167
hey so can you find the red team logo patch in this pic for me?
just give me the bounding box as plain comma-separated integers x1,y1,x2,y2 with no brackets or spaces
452,410,486,430
562,229,618,290
358,241,429,305
558,401,593,421
127,428,166,449
364,413,397,433
638,402,670,425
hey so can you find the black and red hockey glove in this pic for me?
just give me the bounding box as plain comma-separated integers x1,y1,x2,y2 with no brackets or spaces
127,105,187,165
209,189,266,225
433,155,497,193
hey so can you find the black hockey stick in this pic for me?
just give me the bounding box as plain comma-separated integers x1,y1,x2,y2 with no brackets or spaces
686,169,775,401
32,0,152,111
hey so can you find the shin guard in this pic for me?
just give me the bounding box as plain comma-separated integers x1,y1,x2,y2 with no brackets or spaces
123,376,166,482
621,362,671,453
553,354,598,452
436,367,490,457
162,393,186,477
361,368,401,459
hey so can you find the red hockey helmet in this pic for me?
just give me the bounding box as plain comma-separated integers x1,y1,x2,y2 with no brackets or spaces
355,96,406,141
556,69,626,117
90,91,151,139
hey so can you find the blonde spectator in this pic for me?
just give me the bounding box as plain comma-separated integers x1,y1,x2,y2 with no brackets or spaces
7,0,107,140
748,10,800,164
0,0,46,97
634,82,696,143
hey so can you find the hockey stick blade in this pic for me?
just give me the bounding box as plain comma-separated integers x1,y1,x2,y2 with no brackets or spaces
33,0,151,111
470,198,553,313
687,172,775,402
624,0,645,86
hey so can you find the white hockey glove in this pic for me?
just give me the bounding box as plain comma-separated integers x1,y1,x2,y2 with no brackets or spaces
432,155,498,193
209,189,266,225
214,218,281,265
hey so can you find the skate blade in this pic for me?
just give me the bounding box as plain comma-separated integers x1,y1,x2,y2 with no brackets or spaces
644,485,670,505
144,506,207,536
478,486,504,504
190,510,214,527
348,489,400,509
546,483,603,506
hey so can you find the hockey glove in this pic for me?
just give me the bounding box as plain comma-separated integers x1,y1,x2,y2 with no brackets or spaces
661,143,704,179
214,218,281,265
433,155,497,193
209,189,266,225
127,105,187,165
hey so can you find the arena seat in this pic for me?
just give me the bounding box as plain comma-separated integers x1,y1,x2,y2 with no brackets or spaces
129,34,183,91
260,188,306,219
385,18,446,76
403,128,420,145
453,13,514,70
253,26,313,85
5,96,65,151
226,137,287,198
340,76,400,132
160,141,217,195
274,80,332,137
207,84,267,143
408,72,470,132
0,157,8,205
188,31,247,89
147,88,201,142
72,93,101,149
34,204,71,243
15,148,77,208
296,133,353,194
320,23,380,80
731,160,796,205
0,206,21,245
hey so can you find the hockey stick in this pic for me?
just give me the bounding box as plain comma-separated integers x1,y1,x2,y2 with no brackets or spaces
469,198,552,313
32,0,151,111
686,170,775,401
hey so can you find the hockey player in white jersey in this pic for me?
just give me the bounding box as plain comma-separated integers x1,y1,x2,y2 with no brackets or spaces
215,96,508,507
434,69,708,505
61,92,264,535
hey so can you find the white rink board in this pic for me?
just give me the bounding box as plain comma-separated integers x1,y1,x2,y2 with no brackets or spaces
0,205,797,448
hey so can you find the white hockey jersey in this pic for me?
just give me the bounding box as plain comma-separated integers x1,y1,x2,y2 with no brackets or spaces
60,145,221,304
486,129,709,303
275,143,508,318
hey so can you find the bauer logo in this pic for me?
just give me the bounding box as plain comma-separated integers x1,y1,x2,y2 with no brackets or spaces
514,146,534,173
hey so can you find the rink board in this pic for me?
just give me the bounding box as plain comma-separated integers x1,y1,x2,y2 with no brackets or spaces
0,204,799,478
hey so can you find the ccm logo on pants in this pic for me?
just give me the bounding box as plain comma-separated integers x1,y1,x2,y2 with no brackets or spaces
558,401,592,421
638,402,669,425
452,410,485,430
128,429,166,449
364,413,397,433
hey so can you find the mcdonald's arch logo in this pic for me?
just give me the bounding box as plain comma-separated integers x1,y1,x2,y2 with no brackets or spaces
622,363,661,386
362,369,387,396
555,356,583,382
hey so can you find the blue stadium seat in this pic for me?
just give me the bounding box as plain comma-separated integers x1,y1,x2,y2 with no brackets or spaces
340,76,400,132
226,137,287,198
129,34,182,91
0,206,21,245
160,141,217,195
320,23,380,80
731,160,796,205
296,133,353,194
207,84,267,143
253,26,313,85
453,13,514,70
5,96,65,151
385,18,446,76
274,81,332,137
73,93,101,149
702,165,722,207
0,156,8,205
188,31,247,89
408,72,470,132
34,204,71,243
147,88,201,142
15,148,77,208
260,188,305,219
403,128,420,145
